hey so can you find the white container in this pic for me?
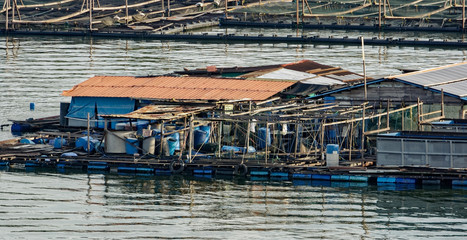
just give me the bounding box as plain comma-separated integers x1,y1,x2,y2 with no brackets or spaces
142,137,156,155
326,144,339,167
105,131,133,154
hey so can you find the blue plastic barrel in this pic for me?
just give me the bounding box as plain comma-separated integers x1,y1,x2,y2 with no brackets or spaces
199,125,211,141
168,132,180,150
53,137,67,149
166,137,177,156
326,144,339,154
20,138,35,144
258,127,271,149
194,129,208,147
76,136,94,150
84,139,100,153
125,138,139,155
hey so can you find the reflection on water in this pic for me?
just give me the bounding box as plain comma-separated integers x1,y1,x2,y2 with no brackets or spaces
0,170,465,239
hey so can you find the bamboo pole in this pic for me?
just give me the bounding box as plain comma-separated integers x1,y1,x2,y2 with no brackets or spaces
294,119,299,158
349,119,353,161
125,0,128,25
379,0,382,28
189,115,194,163
87,113,91,155
159,121,164,158
5,0,8,31
167,0,170,17
361,103,366,159
243,101,252,164
89,0,93,31
417,98,421,131
361,37,367,101
265,122,268,164
441,88,445,117
11,0,14,29
296,0,299,26
218,121,222,158
320,119,325,161
463,0,465,31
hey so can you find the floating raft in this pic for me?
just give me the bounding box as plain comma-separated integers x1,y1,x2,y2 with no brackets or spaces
2,29,467,48
1,154,465,189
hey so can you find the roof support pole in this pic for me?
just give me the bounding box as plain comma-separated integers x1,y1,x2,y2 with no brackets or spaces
218,121,222,158
87,113,91,155
11,0,14,30
296,0,299,27
417,97,421,131
463,0,465,31
189,115,194,163
361,103,366,159
243,101,252,164
378,0,382,29
361,36,367,101
5,0,9,31
441,89,445,117
125,0,128,25
320,119,325,161
159,121,164,159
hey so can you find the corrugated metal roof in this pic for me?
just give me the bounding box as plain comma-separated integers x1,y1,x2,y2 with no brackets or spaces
256,68,317,81
301,76,345,86
388,62,467,98
102,105,215,121
62,76,295,101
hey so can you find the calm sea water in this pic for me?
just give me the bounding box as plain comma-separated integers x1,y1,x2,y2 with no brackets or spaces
0,28,466,239
0,169,466,239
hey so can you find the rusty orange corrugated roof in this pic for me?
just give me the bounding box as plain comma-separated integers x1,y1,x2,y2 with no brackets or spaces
62,76,296,101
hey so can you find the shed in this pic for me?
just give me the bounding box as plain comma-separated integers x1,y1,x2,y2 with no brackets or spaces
311,62,467,120
61,75,296,127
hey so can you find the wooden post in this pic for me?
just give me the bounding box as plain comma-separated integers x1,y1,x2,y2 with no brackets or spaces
296,0,299,27
294,119,299,158
441,88,445,117
224,0,227,18
89,0,93,31
125,0,128,25
11,0,14,30
244,101,252,164
386,99,390,130
189,115,194,163
349,120,353,161
361,37,367,101
162,0,164,17
5,0,9,31
417,97,421,131
320,119,325,161
265,122,268,164
167,0,170,17
378,0,382,29
218,121,222,158
159,121,164,158
104,118,108,131
301,0,304,24
87,113,91,155
463,0,465,31
361,103,366,159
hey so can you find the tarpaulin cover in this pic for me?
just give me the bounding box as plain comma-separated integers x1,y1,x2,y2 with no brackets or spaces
67,97,135,119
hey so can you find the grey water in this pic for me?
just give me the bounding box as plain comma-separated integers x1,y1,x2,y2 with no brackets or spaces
0,27,466,239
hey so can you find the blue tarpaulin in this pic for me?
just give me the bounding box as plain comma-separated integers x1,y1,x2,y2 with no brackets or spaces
67,97,135,119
